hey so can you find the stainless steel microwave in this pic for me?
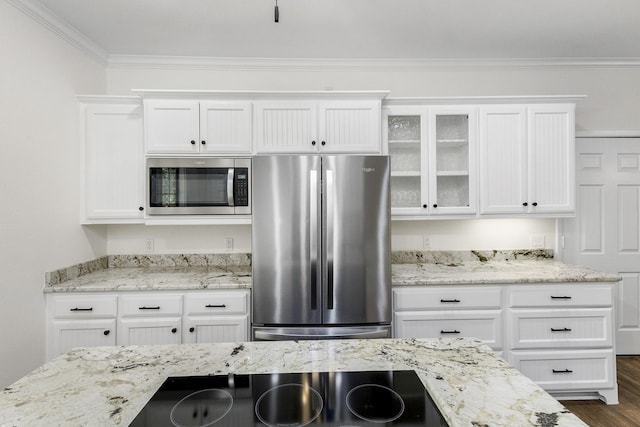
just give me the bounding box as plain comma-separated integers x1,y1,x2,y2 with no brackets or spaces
146,157,251,215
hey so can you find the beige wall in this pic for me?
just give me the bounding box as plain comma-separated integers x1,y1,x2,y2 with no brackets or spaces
0,3,106,387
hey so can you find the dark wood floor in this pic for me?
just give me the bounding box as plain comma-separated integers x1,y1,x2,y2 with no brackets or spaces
561,357,640,427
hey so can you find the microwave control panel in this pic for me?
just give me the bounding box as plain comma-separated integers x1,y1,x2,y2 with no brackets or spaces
235,168,249,206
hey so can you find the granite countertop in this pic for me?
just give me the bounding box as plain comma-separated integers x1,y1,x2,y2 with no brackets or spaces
42,250,621,293
0,338,587,427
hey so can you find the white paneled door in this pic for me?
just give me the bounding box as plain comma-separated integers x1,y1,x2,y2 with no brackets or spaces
563,137,640,354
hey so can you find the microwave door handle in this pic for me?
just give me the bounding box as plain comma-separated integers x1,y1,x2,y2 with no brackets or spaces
310,169,318,311
326,169,334,310
227,168,235,207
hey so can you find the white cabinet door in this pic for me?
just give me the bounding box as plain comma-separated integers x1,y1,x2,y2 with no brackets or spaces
528,104,575,214
183,315,249,344
479,105,528,214
82,101,144,222
144,100,200,154
51,319,116,357
199,101,252,153
318,101,381,153
254,102,318,153
117,317,182,345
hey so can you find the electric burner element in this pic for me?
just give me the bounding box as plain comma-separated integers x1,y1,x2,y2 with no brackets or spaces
129,370,449,427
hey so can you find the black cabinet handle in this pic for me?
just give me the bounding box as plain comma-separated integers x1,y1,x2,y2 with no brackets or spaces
551,296,572,300
171,328,177,334
190,140,196,145
522,202,528,207
70,307,93,312
532,202,538,206
321,141,326,146
422,204,427,208
311,140,316,146
138,306,160,310
103,330,110,336
440,299,461,303
552,369,573,374
201,140,206,145
551,327,572,332
433,204,438,208
205,304,227,308
138,206,144,211
440,330,461,334
189,327,195,333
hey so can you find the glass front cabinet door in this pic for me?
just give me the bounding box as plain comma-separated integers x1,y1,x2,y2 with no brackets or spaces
384,106,477,217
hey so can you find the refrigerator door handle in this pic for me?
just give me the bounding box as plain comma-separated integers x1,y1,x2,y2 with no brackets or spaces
326,168,335,310
226,168,235,207
310,169,318,311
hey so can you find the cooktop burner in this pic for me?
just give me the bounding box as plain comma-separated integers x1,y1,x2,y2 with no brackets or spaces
129,370,449,427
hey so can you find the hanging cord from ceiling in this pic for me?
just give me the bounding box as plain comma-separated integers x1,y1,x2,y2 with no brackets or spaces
274,0,279,22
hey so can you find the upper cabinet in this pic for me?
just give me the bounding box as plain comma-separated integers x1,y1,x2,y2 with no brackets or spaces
254,99,382,153
383,105,477,217
80,97,145,224
144,99,252,154
479,104,575,215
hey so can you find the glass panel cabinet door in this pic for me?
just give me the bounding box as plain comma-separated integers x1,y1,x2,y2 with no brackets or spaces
384,108,428,215
429,108,477,215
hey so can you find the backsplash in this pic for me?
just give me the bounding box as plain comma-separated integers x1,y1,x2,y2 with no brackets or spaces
44,249,552,286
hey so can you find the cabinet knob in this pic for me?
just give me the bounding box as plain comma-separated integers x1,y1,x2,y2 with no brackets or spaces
190,140,196,145
189,327,195,333
171,328,177,334
311,140,316,146
433,204,438,208
422,204,427,209
532,202,538,207
201,140,206,145
103,330,110,336
321,141,326,146
138,206,144,211
522,202,528,207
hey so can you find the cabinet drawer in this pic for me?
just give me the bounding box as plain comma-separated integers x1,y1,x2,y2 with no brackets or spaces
510,308,613,349
184,291,249,316
394,310,503,350
510,284,613,308
511,349,615,391
393,287,502,311
119,294,182,316
51,295,117,318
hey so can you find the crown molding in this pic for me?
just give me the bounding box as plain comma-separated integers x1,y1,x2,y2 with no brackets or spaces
7,0,108,65
107,55,640,72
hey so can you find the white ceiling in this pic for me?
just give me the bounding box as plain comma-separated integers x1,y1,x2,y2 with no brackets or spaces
14,0,640,62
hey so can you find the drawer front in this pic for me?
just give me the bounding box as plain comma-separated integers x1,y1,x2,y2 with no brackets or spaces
393,287,502,311
119,294,183,316
510,308,612,349
394,310,503,350
510,284,613,308
511,349,615,391
184,291,249,316
51,294,117,318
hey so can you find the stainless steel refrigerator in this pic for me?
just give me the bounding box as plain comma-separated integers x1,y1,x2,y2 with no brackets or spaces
252,155,391,340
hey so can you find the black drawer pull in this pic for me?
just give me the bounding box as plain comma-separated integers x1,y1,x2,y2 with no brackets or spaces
552,369,573,374
171,328,177,334
440,330,461,334
189,327,195,333
138,306,160,310
70,307,93,312
551,327,572,332
550,296,572,300
440,299,461,303
205,304,227,308
103,330,110,336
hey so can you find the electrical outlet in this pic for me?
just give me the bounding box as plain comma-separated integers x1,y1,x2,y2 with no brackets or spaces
225,237,234,252
144,238,154,252
423,235,431,249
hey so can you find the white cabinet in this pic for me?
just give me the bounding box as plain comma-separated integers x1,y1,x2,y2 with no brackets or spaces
144,99,252,154
507,284,618,404
479,104,575,215
384,106,477,216
46,290,251,358
183,291,250,344
80,97,144,223
46,294,117,359
254,100,381,153
393,286,503,351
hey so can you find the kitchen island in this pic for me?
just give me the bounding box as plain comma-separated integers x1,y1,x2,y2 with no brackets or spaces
0,338,586,427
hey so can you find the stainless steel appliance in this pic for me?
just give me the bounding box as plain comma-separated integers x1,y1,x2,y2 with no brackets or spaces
128,370,449,426
252,155,391,340
146,157,250,215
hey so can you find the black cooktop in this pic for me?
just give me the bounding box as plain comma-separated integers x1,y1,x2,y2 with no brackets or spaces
129,370,449,427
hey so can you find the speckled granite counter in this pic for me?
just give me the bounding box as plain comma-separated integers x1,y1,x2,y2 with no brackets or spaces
0,338,586,427
43,250,620,293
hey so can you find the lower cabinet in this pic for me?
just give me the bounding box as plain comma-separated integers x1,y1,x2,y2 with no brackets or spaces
393,282,618,404
46,289,250,360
